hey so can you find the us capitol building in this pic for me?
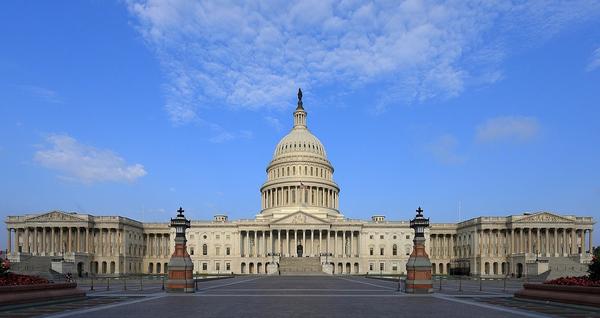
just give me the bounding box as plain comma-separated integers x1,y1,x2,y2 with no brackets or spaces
4,90,596,278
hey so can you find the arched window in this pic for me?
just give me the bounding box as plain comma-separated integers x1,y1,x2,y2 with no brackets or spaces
202,244,208,256
392,244,398,256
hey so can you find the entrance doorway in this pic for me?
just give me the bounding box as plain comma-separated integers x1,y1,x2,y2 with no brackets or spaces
517,263,523,278
77,262,84,277
297,244,303,257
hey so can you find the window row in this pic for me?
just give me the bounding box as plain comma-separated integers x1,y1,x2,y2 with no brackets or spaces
268,164,331,180
190,244,231,256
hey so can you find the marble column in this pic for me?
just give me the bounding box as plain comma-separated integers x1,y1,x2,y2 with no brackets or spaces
318,230,322,255
580,230,585,255
6,228,11,254
333,231,337,257
589,230,594,254
510,229,514,254
571,229,577,255
51,228,55,254
85,228,89,253
75,228,80,253
562,229,566,256
343,231,347,258
41,227,46,254
244,231,248,257
553,228,558,256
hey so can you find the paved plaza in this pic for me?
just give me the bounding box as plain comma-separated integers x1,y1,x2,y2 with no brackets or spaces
1,276,600,318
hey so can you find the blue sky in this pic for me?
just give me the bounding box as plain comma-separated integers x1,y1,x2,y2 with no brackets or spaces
1,1,600,249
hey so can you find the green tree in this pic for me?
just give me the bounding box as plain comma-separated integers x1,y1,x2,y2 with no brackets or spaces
589,249,600,281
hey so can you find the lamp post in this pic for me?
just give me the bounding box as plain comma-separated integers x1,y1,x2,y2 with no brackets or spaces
166,207,194,293
405,207,433,294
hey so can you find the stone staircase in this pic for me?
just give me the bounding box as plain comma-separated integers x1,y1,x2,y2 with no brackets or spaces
279,257,324,275
542,257,590,281
8,255,69,282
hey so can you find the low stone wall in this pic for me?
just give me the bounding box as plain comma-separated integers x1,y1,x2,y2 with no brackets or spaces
515,283,600,308
0,283,86,306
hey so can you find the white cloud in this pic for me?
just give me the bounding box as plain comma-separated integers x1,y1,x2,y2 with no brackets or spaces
17,85,62,104
476,116,540,143
426,134,465,164
207,123,253,143
586,47,600,72
126,1,600,123
34,134,147,183
264,116,283,131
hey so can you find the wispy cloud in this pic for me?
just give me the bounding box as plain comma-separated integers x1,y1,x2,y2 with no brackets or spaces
207,122,253,143
426,134,465,165
586,47,600,72
34,134,147,183
126,1,600,123
264,116,283,131
476,116,540,143
16,85,62,104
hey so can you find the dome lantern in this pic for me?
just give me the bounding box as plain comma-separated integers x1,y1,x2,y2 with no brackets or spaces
294,88,307,128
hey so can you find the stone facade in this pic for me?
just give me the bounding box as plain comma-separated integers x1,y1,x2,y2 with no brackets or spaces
3,91,596,277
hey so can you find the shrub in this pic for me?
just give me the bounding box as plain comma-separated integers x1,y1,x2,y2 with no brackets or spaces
0,257,9,275
544,276,600,287
0,273,49,286
589,256,600,281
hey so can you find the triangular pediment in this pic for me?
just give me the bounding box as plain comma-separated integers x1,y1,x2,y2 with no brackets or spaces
26,211,85,222
516,212,573,223
272,211,329,225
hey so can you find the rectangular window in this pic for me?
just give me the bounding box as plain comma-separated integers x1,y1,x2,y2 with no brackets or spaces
202,263,207,271
406,235,410,239
216,263,220,271
369,248,374,256
369,263,374,271
380,248,384,256
380,263,384,271
216,235,220,240
369,235,374,239
380,235,384,239
226,247,231,255
226,263,231,271
392,265,397,272
190,248,194,255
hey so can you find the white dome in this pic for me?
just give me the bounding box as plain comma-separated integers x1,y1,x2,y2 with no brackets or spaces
258,89,342,222
272,127,327,160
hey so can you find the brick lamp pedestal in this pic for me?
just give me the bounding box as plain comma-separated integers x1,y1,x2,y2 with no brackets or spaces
167,207,195,293
405,207,433,294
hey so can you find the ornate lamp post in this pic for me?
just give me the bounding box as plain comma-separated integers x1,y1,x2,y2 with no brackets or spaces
167,207,194,293
405,207,433,294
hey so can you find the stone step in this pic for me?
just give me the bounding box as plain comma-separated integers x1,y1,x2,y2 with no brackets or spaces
279,257,323,275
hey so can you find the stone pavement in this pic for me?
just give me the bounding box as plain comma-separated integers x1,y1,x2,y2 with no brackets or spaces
1,276,599,318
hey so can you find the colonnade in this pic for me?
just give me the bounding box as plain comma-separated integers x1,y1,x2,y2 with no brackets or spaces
239,229,360,258
473,227,593,257
5,226,107,255
262,186,338,210
144,233,170,258
430,233,456,259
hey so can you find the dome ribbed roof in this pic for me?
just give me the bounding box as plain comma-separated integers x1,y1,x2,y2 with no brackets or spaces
272,127,327,160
